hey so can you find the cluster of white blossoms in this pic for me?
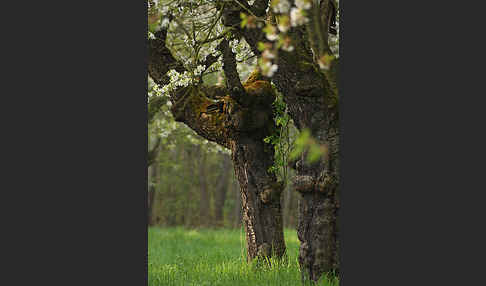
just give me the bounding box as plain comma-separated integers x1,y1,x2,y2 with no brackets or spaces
152,63,210,101
148,82,161,98
167,69,193,87
272,0,291,14
253,0,314,77
198,38,220,63
229,38,240,54
193,65,206,77
290,7,309,27
229,38,253,62
294,0,311,10
280,36,294,52
153,69,193,100
160,17,170,28
147,0,158,10
260,60,279,77
264,25,279,41
277,15,290,33
255,42,277,77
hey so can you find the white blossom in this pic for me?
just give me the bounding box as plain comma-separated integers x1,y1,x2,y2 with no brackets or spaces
264,25,278,41
278,23,289,33
161,18,170,28
229,39,239,54
262,49,276,60
290,8,309,27
266,33,278,41
282,44,294,52
295,0,311,10
194,65,206,76
272,0,291,14
260,61,278,77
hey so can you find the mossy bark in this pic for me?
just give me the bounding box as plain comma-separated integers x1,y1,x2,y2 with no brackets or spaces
293,122,339,282
148,28,286,260
231,132,286,260
203,2,340,280
171,83,287,260
269,26,340,282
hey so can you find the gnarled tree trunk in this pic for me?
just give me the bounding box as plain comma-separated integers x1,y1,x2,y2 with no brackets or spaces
274,46,340,280
231,135,286,260
148,26,286,261
292,116,339,281
148,1,340,270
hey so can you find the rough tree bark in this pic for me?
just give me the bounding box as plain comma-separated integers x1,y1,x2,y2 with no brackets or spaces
272,38,339,281
148,25,286,260
274,2,339,281
148,0,339,275
233,178,242,228
216,0,340,281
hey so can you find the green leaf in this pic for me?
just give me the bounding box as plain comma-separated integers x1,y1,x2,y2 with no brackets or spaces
257,42,266,51
240,13,248,28
307,144,323,163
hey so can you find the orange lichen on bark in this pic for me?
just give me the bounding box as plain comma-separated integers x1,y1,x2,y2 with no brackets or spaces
170,74,277,147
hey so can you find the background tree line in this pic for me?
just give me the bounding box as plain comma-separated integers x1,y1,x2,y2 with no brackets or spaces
148,123,300,229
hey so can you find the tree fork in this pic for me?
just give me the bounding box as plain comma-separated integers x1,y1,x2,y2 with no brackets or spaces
148,25,286,261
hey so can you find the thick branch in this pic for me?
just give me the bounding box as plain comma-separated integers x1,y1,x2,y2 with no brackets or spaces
325,57,338,99
170,85,232,148
218,39,245,100
148,28,185,86
306,0,331,60
219,2,266,57
250,0,270,17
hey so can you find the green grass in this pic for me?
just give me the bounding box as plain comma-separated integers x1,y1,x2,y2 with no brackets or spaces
148,227,338,286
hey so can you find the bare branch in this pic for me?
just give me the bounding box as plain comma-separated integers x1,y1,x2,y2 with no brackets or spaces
249,0,270,17
148,27,185,86
217,39,245,100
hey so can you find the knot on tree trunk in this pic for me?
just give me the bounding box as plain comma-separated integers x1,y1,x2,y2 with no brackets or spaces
316,172,337,195
259,181,285,204
293,175,315,193
227,79,276,133
293,173,337,195
167,79,277,146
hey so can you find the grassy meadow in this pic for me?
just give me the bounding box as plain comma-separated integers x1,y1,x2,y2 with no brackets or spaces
148,227,339,286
